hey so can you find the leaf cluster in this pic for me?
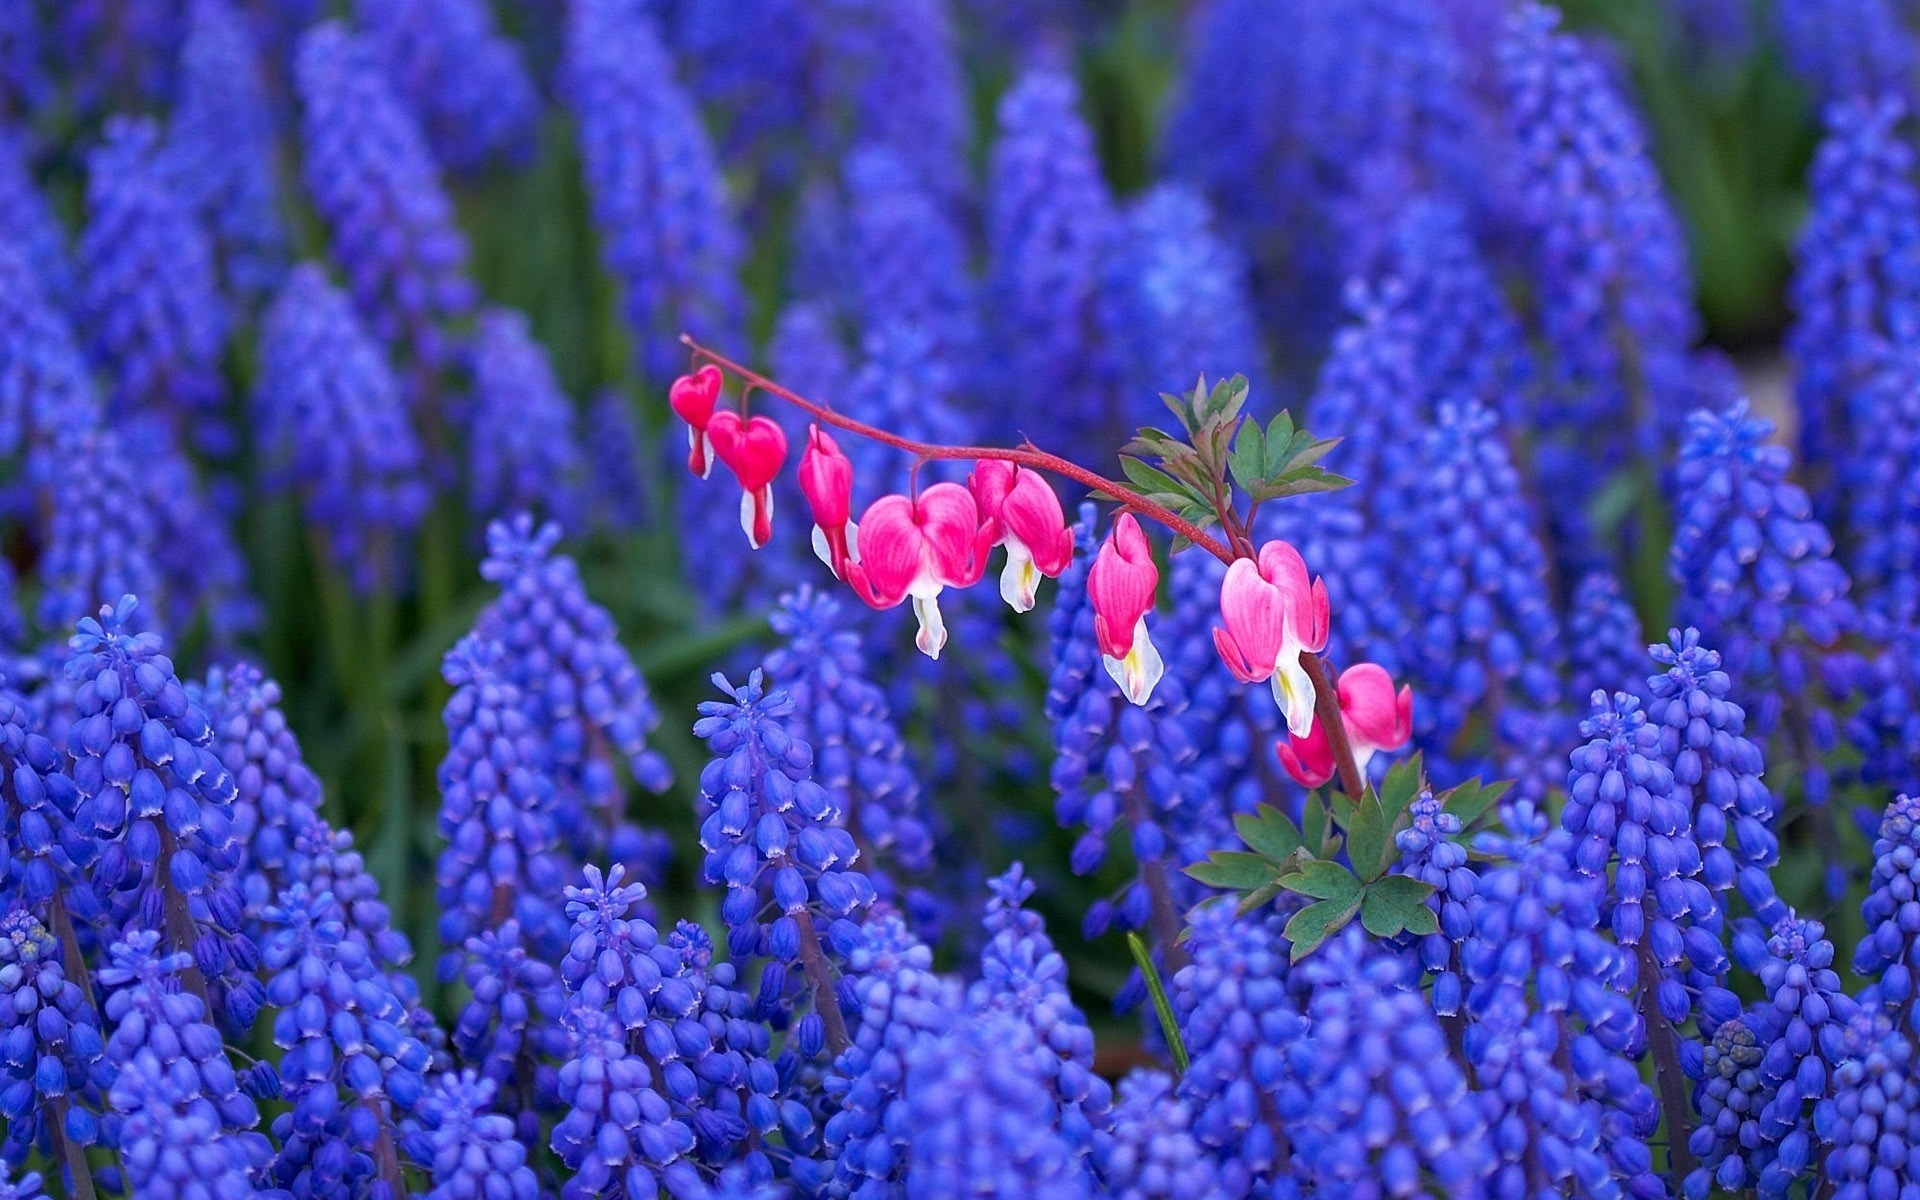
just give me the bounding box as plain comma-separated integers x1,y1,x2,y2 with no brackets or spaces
1184,754,1511,961
1117,376,1350,552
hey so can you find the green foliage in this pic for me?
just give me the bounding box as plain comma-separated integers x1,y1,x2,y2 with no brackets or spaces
1184,753,1506,960
1118,376,1349,551
1127,932,1189,1075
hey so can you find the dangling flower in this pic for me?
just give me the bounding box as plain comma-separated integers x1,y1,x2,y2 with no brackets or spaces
968,460,1073,613
707,409,788,549
1277,663,1413,788
669,363,724,477
1088,513,1163,705
800,424,858,578
847,483,994,659
1213,539,1331,736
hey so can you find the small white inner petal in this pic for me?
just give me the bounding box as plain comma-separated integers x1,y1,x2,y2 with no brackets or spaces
999,547,1039,613
1271,648,1317,738
911,593,948,660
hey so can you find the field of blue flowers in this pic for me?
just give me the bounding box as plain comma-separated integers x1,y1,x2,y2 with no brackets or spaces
2,0,1919,1196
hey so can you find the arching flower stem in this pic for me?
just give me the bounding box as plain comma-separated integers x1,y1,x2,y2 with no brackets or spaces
682,335,1368,801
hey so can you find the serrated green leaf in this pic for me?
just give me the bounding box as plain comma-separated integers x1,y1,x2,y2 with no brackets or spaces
1235,880,1285,916
1401,904,1439,936
1246,470,1355,503
1379,753,1424,824
1127,933,1189,1075
1345,789,1392,884
1285,896,1361,962
1278,860,1360,904
1234,805,1303,862
1228,421,1265,494
1442,777,1514,827
1302,792,1330,856
1184,850,1277,891
1119,455,1184,493
1200,375,1249,427
1359,876,1437,938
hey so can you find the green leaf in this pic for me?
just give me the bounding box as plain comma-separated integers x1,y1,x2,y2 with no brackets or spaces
1245,469,1355,503
1123,427,1187,461
1233,805,1303,862
1199,375,1249,427
1378,753,1424,825
1184,851,1277,891
1119,455,1185,494
1345,789,1392,884
1301,792,1330,855
1235,880,1285,916
1228,420,1265,494
1278,860,1360,905
1284,896,1362,962
1441,777,1514,828
1127,933,1189,1075
1401,904,1439,937
1358,876,1438,938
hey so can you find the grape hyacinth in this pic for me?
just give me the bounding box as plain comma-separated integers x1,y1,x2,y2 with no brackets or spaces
351,0,539,174
1813,1009,1920,1198
466,309,587,532
984,63,1120,454
167,0,288,305
1569,571,1650,704
762,588,934,913
0,129,71,307
811,0,971,201
256,264,431,592
1787,96,1920,514
692,671,871,1048
1856,794,1920,1029
1103,183,1264,423
1095,1069,1233,1200
98,933,272,1194
473,515,672,877
78,116,230,447
563,0,744,386
1394,398,1565,793
0,906,110,1176
1171,899,1308,1196
1774,0,1915,106
63,597,261,1031
549,1003,699,1200
1646,629,1782,919
296,22,474,385
257,884,433,1198
587,390,650,536
434,634,566,973
404,1070,541,1200
967,864,1109,1170
1288,928,1493,1194
1668,402,1855,786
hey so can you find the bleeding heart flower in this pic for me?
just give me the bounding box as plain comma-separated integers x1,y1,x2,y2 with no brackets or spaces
669,364,724,478
1212,539,1330,736
1276,663,1413,788
846,483,993,659
1088,513,1163,705
968,461,1073,613
800,425,858,579
706,410,788,549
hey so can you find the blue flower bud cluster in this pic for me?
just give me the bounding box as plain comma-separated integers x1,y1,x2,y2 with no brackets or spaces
78,116,230,448
474,515,673,877
763,588,935,921
984,63,1120,454
1787,96,1920,517
166,0,288,306
1669,402,1856,795
63,597,262,1032
296,22,475,382
351,0,539,175
562,0,744,387
693,671,872,967
257,265,430,593
466,309,587,532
